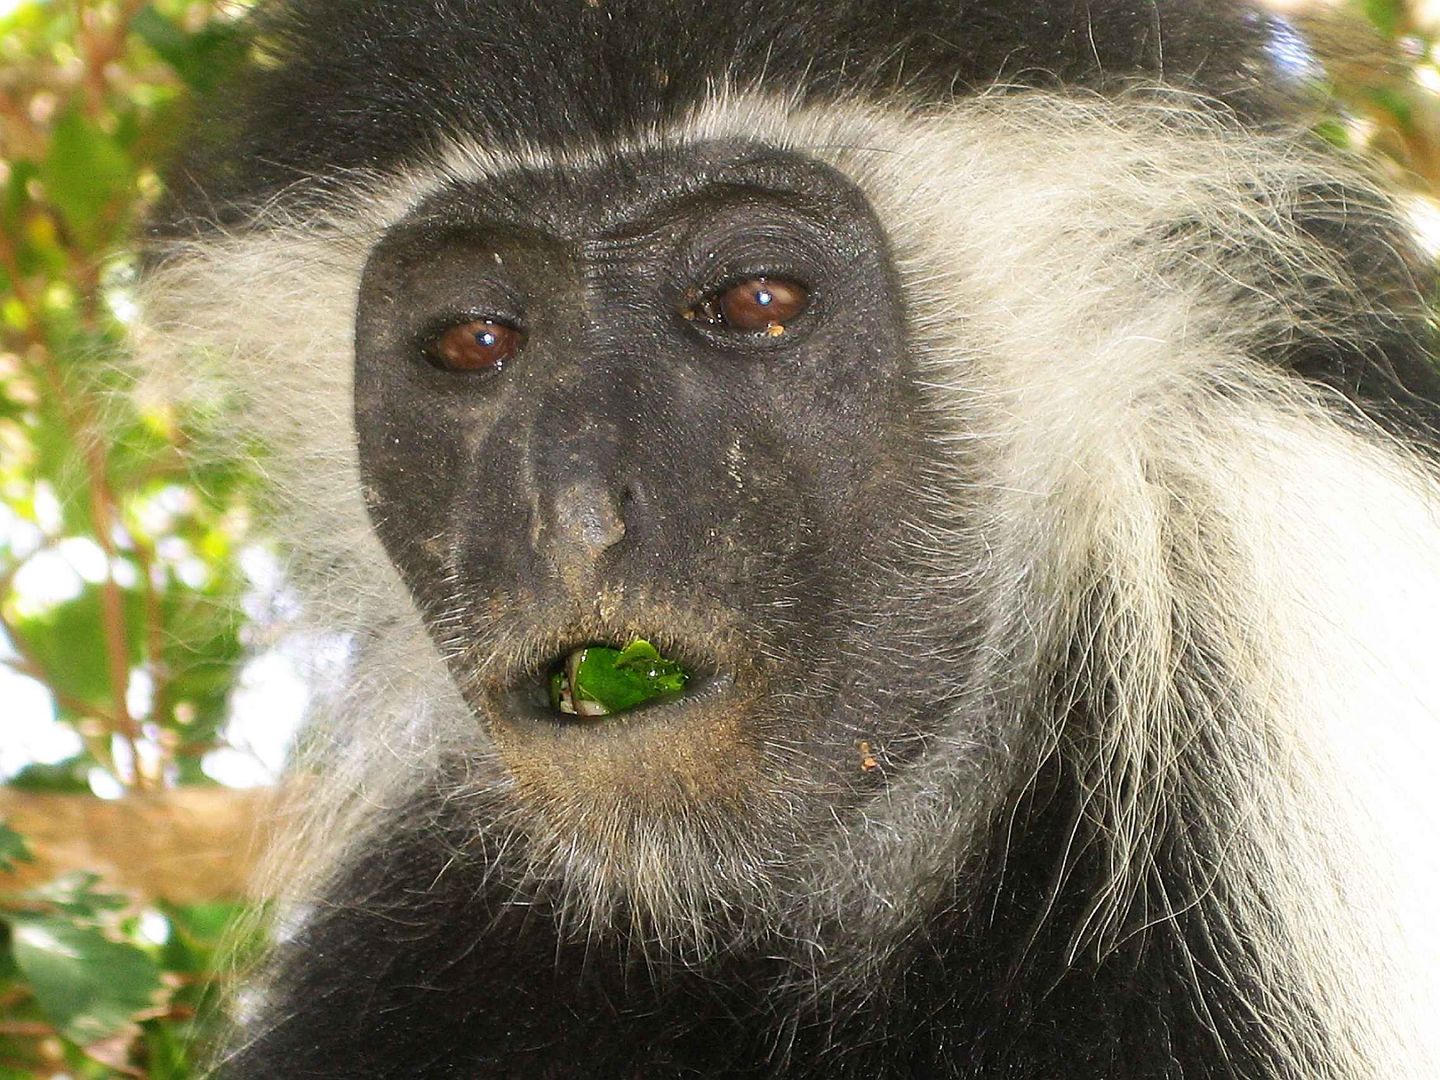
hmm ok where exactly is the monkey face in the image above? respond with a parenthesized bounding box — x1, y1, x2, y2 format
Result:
(352, 142, 962, 924)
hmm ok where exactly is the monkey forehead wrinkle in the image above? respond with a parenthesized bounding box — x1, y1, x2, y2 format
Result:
(401, 141, 880, 256)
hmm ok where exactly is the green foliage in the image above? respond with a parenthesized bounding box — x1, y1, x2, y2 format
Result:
(39, 113, 134, 252)
(1, 0, 259, 791)
(5, 759, 94, 795)
(131, 7, 248, 94)
(1, 0, 258, 1075)
(11, 907, 166, 1046)
(1304, 0, 1440, 213)
(1362, 0, 1402, 38)
(0, 825, 33, 874)
(0, 859, 250, 1079)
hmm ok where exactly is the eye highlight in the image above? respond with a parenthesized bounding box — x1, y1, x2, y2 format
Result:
(687, 276, 809, 335)
(429, 319, 524, 372)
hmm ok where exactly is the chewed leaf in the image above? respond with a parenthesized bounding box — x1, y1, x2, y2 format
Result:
(613, 639, 661, 667)
(563, 638, 690, 716)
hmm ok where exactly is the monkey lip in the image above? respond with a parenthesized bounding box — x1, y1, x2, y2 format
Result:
(488, 633, 738, 728)
(534, 662, 727, 721)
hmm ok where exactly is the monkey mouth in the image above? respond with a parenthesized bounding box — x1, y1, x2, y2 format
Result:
(532, 645, 727, 719)
(473, 620, 770, 809)
(542, 642, 684, 717)
(484, 627, 742, 728)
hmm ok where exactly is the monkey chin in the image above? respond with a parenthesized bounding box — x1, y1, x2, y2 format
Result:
(482, 666, 767, 812)
(450, 630, 799, 952)
(462, 609, 790, 857)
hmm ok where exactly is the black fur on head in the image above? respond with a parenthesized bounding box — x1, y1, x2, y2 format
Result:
(155, 0, 1285, 233)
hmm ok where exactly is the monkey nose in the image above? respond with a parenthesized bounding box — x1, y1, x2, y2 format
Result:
(542, 480, 627, 566)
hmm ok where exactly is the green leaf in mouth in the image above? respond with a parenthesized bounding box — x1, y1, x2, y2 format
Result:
(550, 638, 690, 716)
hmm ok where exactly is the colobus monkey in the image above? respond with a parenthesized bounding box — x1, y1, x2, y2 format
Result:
(141, 0, 1440, 1076)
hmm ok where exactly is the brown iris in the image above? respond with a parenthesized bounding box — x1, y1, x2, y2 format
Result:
(691, 276, 809, 333)
(431, 319, 524, 372)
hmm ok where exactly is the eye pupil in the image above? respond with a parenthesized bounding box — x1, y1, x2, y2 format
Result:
(432, 319, 523, 372)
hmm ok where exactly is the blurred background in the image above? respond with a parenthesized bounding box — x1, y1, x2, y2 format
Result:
(1, 0, 1438, 1076)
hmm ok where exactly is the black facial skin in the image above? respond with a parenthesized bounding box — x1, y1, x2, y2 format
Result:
(354, 143, 957, 892)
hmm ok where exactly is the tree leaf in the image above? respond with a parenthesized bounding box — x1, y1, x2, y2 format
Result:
(38, 111, 133, 249)
(1361, 0, 1399, 37)
(6, 757, 93, 794)
(21, 872, 129, 919)
(9, 585, 145, 708)
(159, 588, 242, 741)
(10, 915, 165, 1045)
(131, 6, 248, 94)
(568, 639, 689, 714)
(159, 900, 245, 975)
(141, 1019, 191, 1079)
(0, 821, 34, 873)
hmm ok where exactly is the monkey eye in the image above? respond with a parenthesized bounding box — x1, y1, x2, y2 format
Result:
(429, 319, 525, 373)
(687, 276, 809, 335)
